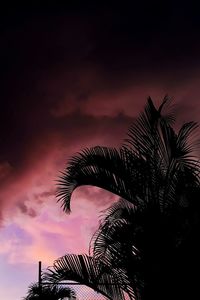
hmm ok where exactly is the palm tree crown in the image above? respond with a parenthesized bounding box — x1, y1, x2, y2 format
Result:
(46, 97, 200, 300)
(57, 97, 199, 214)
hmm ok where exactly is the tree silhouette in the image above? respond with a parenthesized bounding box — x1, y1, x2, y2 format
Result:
(22, 282, 76, 300)
(46, 97, 200, 299)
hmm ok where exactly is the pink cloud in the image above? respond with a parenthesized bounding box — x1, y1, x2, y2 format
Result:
(0, 186, 118, 268)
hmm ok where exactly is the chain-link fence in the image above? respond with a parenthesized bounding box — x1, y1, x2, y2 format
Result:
(55, 283, 130, 300)
(63, 283, 108, 299)
(40, 282, 128, 300)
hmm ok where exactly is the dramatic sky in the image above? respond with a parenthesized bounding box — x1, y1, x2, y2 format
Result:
(1, 2, 200, 299)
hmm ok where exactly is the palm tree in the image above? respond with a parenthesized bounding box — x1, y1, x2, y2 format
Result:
(46, 97, 200, 299)
(22, 282, 76, 300)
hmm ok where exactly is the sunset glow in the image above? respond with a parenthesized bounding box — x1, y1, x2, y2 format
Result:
(0, 3, 200, 299)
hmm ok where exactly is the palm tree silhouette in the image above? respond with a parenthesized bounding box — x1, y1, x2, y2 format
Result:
(46, 97, 200, 299)
(22, 282, 76, 300)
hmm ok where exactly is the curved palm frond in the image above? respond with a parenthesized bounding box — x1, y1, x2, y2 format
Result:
(44, 254, 129, 300)
(176, 121, 199, 161)
(57, 146, 149, 212)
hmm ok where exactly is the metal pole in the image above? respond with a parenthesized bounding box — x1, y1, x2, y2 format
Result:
(38, 261, 42, 299)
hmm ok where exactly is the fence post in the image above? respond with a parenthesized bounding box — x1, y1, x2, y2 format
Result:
(38, 261, 42, 299)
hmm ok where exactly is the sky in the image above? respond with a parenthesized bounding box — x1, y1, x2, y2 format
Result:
(1, 2, 200, 299)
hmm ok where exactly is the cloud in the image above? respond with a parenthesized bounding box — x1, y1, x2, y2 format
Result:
(17, 201, 37, 218)
(0, 185, 118, 267)
(1, 75, 200, 226)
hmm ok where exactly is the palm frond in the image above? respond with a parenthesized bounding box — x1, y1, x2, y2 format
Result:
(88, 198, 143, 298)
(57, 146, 148, 212)
(125, 97, 165, 155)
(44, 254, 127, 300)
(176, 121, 199, 160)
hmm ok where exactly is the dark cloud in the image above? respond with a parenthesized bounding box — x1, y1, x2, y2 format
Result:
(0, 2, 200, 221)
(17, 201, 37, 218)
(33, 190, 56, 205)
(0, 162, 12, 181)
(1, 3, 200, 92)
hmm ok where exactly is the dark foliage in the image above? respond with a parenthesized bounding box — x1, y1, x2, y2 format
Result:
(22, 282, 76, 300)
(46, 97, 200, 300)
